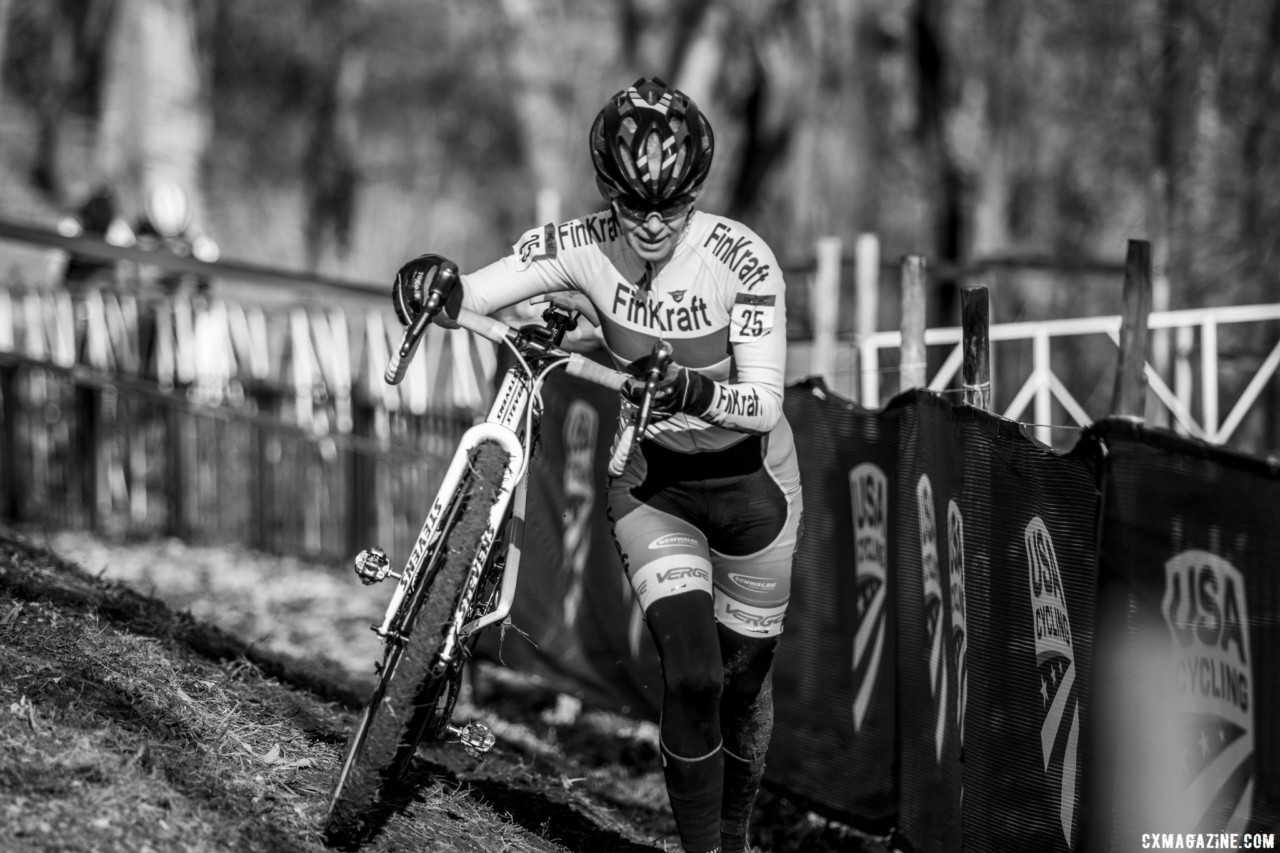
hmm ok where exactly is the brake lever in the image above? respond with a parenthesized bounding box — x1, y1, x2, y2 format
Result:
(386, 289, 444, 385)
(605, 338, 673, 479)
(635, 339, 674, 434)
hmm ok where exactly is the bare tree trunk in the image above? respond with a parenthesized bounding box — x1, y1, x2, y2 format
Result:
(1238, 0, 1280, 451)
(1153, 0, 1200, 311)
(99, 0, 211, 219)
(498, 0, 588, 215)
(913, 0, 966, 331)
(1240, 0, 1280, 250)
(969, 0, 1026, 261)
(303, 0, 366, 269)
(669, 0, 723, 108)
(31, 1, 78, 196)
(0, 0, 13, 96)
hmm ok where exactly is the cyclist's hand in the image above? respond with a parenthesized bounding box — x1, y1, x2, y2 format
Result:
(622, 357, 715, 417)
(392, 254, 461, 326)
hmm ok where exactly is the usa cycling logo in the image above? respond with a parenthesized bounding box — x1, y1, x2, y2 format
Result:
(917, 475, 948, 764)
(1026, 516, 1080, 846)
(649, 533, 699, 550)
(850, 463, 888, 732)
(1161, 549, 1254, 832)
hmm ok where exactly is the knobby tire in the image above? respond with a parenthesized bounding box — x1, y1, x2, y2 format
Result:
(324, 440, 510, 845)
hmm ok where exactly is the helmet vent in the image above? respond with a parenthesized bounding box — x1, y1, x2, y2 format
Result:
(642, 132, 664, 183)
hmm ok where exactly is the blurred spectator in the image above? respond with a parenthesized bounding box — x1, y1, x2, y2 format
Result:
(56, 181, 136, 292)
(132, 181, 220, 297)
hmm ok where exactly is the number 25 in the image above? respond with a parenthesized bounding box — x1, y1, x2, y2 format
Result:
(740, 309, 764, 336)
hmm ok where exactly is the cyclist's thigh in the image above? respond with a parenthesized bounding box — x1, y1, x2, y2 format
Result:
(711, 440, 803, 639)
(608, 482, 713, 612)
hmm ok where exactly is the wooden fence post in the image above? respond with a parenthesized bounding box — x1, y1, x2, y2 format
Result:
(900, 255, 928, 391)
(855, 233, 880, 406)
(349, 393, 377, 559)
(0, 363, 17, 520)
(250, 381, 281, 553)
(811, 237, 842, 390)
(1110, 239, 1152, 419)
(961, 286, 992, 410)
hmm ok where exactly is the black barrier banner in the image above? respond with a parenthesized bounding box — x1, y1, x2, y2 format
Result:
(767, 379, 898, 832)
(483, 371, 1279, 849)
(478, 350, 663, 719)
(954, 409, 1101, 853)
(1083, 420, 1280, 851)
(894, 391, 966, 853)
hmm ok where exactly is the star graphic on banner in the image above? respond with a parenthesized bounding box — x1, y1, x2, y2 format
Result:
(856, 578, 881, 617)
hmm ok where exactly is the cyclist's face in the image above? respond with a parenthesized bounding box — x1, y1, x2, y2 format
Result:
(613, 197, 694, 264)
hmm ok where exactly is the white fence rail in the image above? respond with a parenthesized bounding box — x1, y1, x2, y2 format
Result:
(803, 234, 1279, 454)
(855, 303, 1280, 448)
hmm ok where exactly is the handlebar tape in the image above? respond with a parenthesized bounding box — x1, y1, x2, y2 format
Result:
(566, 355, 626, 390)
(385, 308, 432, 385)
(608, 422, 637, 478)
(455, 307, 510, 343)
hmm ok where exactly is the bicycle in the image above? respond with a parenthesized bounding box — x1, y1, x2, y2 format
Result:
(323, 293, 671, 843)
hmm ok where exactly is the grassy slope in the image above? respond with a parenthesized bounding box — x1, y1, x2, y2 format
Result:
(0, 530, 681, 853)
(0, 525, 879, 852)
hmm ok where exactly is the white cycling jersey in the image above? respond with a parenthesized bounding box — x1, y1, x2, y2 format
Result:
(461, 208, 791, 455)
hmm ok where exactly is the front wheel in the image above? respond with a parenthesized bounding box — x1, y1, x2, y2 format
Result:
(324, 440, 511, 844)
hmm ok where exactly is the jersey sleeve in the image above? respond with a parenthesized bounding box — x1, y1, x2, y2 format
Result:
(456, 223, 580, 316)
(697, 250, 788, 435)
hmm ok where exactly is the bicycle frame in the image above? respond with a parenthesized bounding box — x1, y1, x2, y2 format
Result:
(374, 364, 534, 654)
(325, 301, 666, 841)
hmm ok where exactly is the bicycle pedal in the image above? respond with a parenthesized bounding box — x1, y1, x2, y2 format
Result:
(448, 722, 496, 759)
(353, 546, 396, 585)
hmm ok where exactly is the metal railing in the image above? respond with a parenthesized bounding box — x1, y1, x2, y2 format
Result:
(858, 303, 1280, 450)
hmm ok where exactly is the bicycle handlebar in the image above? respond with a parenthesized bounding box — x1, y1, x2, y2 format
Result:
(386, 303, 671, 477)
(386, 304, 628, 393)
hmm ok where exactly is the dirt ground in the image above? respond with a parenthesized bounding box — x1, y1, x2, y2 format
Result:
(0, 522, 885, 853)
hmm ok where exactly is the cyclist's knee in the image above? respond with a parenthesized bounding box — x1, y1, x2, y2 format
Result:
(647, 592, 724, 698)
(720, 626, 778, 689)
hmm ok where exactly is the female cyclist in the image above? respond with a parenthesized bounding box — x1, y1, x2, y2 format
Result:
(392, 77, 802, 853)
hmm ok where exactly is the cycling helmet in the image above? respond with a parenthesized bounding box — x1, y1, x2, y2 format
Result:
(589, 77, 714, 205)
(145, 181, 193, 238)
